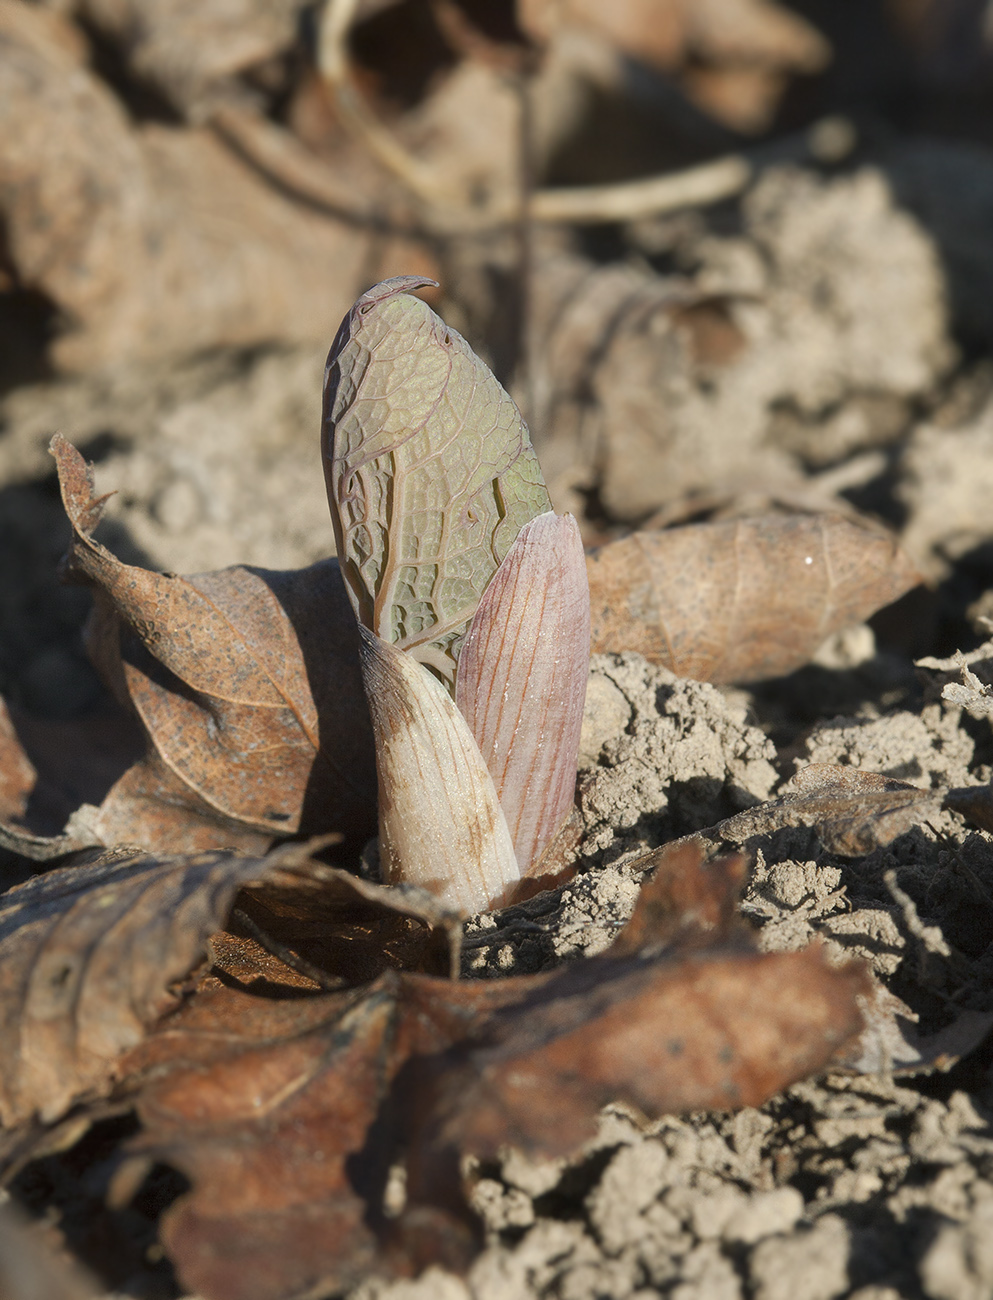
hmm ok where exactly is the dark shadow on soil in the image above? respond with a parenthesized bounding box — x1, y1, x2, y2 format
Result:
(10, 1113, 188, 1300)
(0, 289, 58, 397)
(0, 442, 154, 720)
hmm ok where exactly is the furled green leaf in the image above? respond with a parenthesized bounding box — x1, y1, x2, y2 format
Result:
(321, 277, 551, 693)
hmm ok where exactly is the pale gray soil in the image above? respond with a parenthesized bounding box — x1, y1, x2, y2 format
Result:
(428, 652, 993, 1300)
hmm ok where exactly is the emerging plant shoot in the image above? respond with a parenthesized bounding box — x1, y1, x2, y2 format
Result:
(323, 278, 590, 911)
(322, 276, 552, 695)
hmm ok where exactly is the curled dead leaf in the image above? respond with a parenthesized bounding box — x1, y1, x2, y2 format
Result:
(0, 842, 461, 1134)
(2, 437, 377, 858)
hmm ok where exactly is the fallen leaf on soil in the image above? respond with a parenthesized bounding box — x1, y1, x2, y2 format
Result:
(608, 838, 750, 955)
(0, 842, 461, 1132)
(685, 764, 943, 857)
(116, 842, 866, 1300)
(587, 516, 922, 683)
(0, 437, 378, 859)
(0, 849, 262, 1128)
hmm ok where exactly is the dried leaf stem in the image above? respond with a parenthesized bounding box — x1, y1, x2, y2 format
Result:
(528, 118, 854, 224)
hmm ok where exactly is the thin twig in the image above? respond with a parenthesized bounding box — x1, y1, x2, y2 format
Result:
(220, 4, 857, 243)
(231, 905, 345, 992)
(884, 869, 953, 958)
(528, 115, 855, 225)
(530, 154, 752, 224)
(883, 867, 972, 992)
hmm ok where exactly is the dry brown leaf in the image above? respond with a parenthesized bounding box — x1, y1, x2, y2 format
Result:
(0, 700, 36, 826)
(417, 947, 864, 1197)
(75, 0, 302, 117)
(0, 842, 460, 1133)
(608, 838, 750, 955)
(116, 842, 866, 1300)
(122, 976, 517, 1300)
(587, 516, 922, 683)
(0, 850, 263, 1128)
(0, 437, 377, 859)
(683, 763, 943, 858)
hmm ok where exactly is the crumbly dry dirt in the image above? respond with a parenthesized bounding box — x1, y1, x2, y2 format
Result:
(444, 649, 993, 1300)
(4, 151, 993, 1300)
